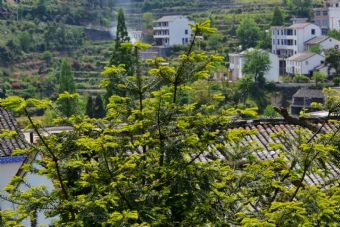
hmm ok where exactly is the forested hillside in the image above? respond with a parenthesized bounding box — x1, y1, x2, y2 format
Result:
(0, 0, 326, 124)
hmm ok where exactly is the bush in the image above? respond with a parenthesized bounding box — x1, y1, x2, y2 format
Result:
(294, 74, 310, 83)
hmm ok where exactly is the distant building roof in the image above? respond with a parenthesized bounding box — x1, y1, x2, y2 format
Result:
(287, 52, 319, 62)
(0, 107, 27, 157)
(293, 88, 324, 99)
(305, 36, 332, 45)
(289, 23, 314, 29)
(155, 15, 184, 22)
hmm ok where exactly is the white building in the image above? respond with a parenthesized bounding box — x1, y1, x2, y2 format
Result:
(329, 1, 340, 31)
(229, 49, 280, 82)
(153, 15, 192, 47)
(272, 23, 321, 58)
(314, 1, 340, 32)
(305, 35, 340, 51)
(286, 52, 325, 75)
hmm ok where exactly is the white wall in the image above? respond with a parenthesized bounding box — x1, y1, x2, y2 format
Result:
(286, 54, 325, 75)
(319, 38, 340, 49)
(271, 24, 321, 57)
(266, 53, 280, 82)
(169, 17, 192, 46)
(0, 156, 54, 227)
(297, 24, 321, 52)
(329, 6, 340, 31)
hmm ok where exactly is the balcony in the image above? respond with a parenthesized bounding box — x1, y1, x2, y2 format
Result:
(154, 34, 170, 38)
(153, 26, 169, 30)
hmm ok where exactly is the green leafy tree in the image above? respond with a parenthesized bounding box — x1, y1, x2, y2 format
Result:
(107, 8, 134, 100)
(288, 0, 313, 18)
(328, 29, 340, 40)
(4, 21, 340, 227)
(93, 95, 105, 118)
(312, 71, 326, 87)
(325, 48, 340, 76)
(236, 16, 260, 49)
(142, 12, 155, 30)
(243, 49, 271, 84)
(309, 44, 321, 54)
(58, 59, 77, 117)
(272, 7, 284, 26)
(18, 31, 33, 52)
(85, 96, 94, 118)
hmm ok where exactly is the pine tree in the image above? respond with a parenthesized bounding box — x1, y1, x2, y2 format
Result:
(58, 59, 77, 117)
(106, 8, 134, 101)
(272, 7, 284, 26)
(93, 95, 105, 118)
(85, 96, 94, 118)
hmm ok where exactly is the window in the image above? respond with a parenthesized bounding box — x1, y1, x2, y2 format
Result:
(294, 30, 296, 35)
(305, 61, 309, 65)
(311, 29, 315, 35)
(315, 10, 321, 16)
(323, 10, 328, 16)
(185, 29, 188, 35)
(185, 38, 188, 43)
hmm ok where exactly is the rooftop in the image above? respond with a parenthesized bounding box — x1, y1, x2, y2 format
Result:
(0, 107, 27, 157)
(154, 15, 184, 23)
(289, 23, 314, 29)
(208, 118, 340, 185)
(286, 52, 319, 62)
(293, 88, 324, 99)
(305, 36, 332, 45)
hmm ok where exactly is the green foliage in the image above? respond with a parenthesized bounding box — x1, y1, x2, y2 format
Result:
(312, 71, 326, 87)
(93, 94, 105, 118)
(325, 48, 340, 76)
(263, 105, 279, 118)
(294, 74, 310, 83)
(309, 44, 321, 54)
(85, 95, 94, 118)
(142, 12, 155, 30)
(107, 8, 134, 100)
(272, 7, 284, 26)
(236, 16, 260, 49)
(58, 59, 77, 117)
(4, 14, 340, 227)
(328, 29, 340, 40)
(42, 50, 53, 64)
(287, 0, 313, 18)
(17, 31, 33, 52)
(243, 49, 271, 84)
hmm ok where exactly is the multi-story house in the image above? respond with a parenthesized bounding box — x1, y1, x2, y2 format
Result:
(314, 0, 340, 33)
(153, 15, 192, 47)
(272, 23, 321, 58)
(271, 23, 321, 74)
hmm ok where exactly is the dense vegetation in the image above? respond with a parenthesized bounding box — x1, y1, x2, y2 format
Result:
(2, 20, 340, 227)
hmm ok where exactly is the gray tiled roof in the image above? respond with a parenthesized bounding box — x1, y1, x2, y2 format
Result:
(305, 36, 331, 45)
(289, 23, 313, 29)
(293, 88, 324, 99)
(286, 52, 318, 62)
(0, 107, 27, 157)
(155, 15, 183, 22)
(203, 119, 340, 186)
